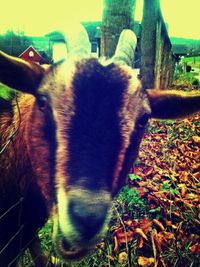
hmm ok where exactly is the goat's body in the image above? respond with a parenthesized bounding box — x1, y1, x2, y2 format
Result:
(0, 95, 47, 266)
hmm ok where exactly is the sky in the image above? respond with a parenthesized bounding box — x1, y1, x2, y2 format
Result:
(0, 0, 199, 39)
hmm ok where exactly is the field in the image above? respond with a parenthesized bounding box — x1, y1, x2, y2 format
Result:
(182, 56, 200, 69)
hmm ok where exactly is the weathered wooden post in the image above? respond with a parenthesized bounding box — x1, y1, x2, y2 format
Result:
(140, 0, 160, 89)
(141, 0, 175, 89)
(101, 0, 136, 58)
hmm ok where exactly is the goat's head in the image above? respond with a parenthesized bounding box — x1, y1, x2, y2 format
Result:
(0, 25, 200, 261)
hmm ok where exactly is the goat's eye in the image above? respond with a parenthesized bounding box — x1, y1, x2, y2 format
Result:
(137, 113, 149, 127)
(37, 95, 49, 111)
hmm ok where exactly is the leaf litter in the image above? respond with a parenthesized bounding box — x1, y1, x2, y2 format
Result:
(111, 112, 200, 266)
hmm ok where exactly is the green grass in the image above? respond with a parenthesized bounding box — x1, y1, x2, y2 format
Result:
(182, 55, 200, 68)
(173, 71, 200, 90)
(0, 83, 15, 100)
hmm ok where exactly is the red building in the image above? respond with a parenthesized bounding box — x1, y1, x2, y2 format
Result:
(19, 46, 43, 64)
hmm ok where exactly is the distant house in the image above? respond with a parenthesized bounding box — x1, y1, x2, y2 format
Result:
(19, 46, 50, 64)
(45, 31, 67, 63)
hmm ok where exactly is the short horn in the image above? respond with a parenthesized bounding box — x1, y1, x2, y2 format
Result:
(64, 23, 91, 57)
(52, 24, 91, 62)
(113, 29, 137, 67)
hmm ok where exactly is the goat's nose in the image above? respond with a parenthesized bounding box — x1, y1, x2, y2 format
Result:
(68, 189, 110, 238)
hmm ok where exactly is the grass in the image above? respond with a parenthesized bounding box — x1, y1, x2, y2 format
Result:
(175, 56, 200, 89)
(0, 83, 15, 100)
(173, 71, 200, 90)
(182, 55, 200, 68)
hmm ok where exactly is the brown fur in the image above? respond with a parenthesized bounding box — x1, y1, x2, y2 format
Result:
(0, 94, 49, 266)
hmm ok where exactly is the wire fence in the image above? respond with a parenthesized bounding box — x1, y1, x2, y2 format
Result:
(0, 93, 23, 266)
(0, 94, 49, 266)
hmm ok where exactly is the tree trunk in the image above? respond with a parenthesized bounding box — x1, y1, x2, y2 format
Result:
(101, 0, 136, 58)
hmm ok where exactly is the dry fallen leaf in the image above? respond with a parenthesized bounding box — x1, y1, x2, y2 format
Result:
(135, 228, 148, 241)
(192, 135, 200, 145)
(152, 219, 165, 231)
(154, 232, 169, 252)
(158, 255, 167, 267)
(177, 183, 187, 197)
(138, 236, 144, 248)
(140, 217, 152, 234)
(124, 219, 133, 227)
(190, 243, 200, 253)
(113, 235, 118, 253)
(138, 256, 154, 266)
(115, 228, 134, 244)
(118, 251, 128, 264)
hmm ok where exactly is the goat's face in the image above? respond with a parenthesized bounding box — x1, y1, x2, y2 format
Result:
(30, 56, 150, 259)
(19, 27, 149, 259)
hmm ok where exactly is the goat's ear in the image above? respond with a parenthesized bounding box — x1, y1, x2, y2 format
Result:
(0, 51, 46, 95)
(147, 89, 200, 119)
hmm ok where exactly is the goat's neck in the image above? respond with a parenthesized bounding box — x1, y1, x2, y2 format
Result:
(0, 94, 34, 192)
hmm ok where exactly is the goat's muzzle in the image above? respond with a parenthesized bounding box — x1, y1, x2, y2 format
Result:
(53, 187, 111, 260)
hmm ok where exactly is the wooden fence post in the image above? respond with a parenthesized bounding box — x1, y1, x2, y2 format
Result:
(141, 0, 175, 89)
(140, 0, 159, 89)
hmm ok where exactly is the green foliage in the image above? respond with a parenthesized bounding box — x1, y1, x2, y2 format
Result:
(128, 173, 142, 182)
(0, 83, 15, 101)
(173, 71, 200, 90)
(192, 78, 200, 88)
(38, 220, 54, 252)
(0, 30, 33, 56)
(160, 182, 179, 196)
(118, 185, 147, 212)
(148, 207, 161, 213)
(182, 55, 200, 68)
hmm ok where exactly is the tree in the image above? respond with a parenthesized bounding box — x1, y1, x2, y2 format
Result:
(0, 30, 33, 56)
(101, 0, 136, 58)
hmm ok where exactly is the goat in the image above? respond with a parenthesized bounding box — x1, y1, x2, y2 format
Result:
(0, 25, 200, 266)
